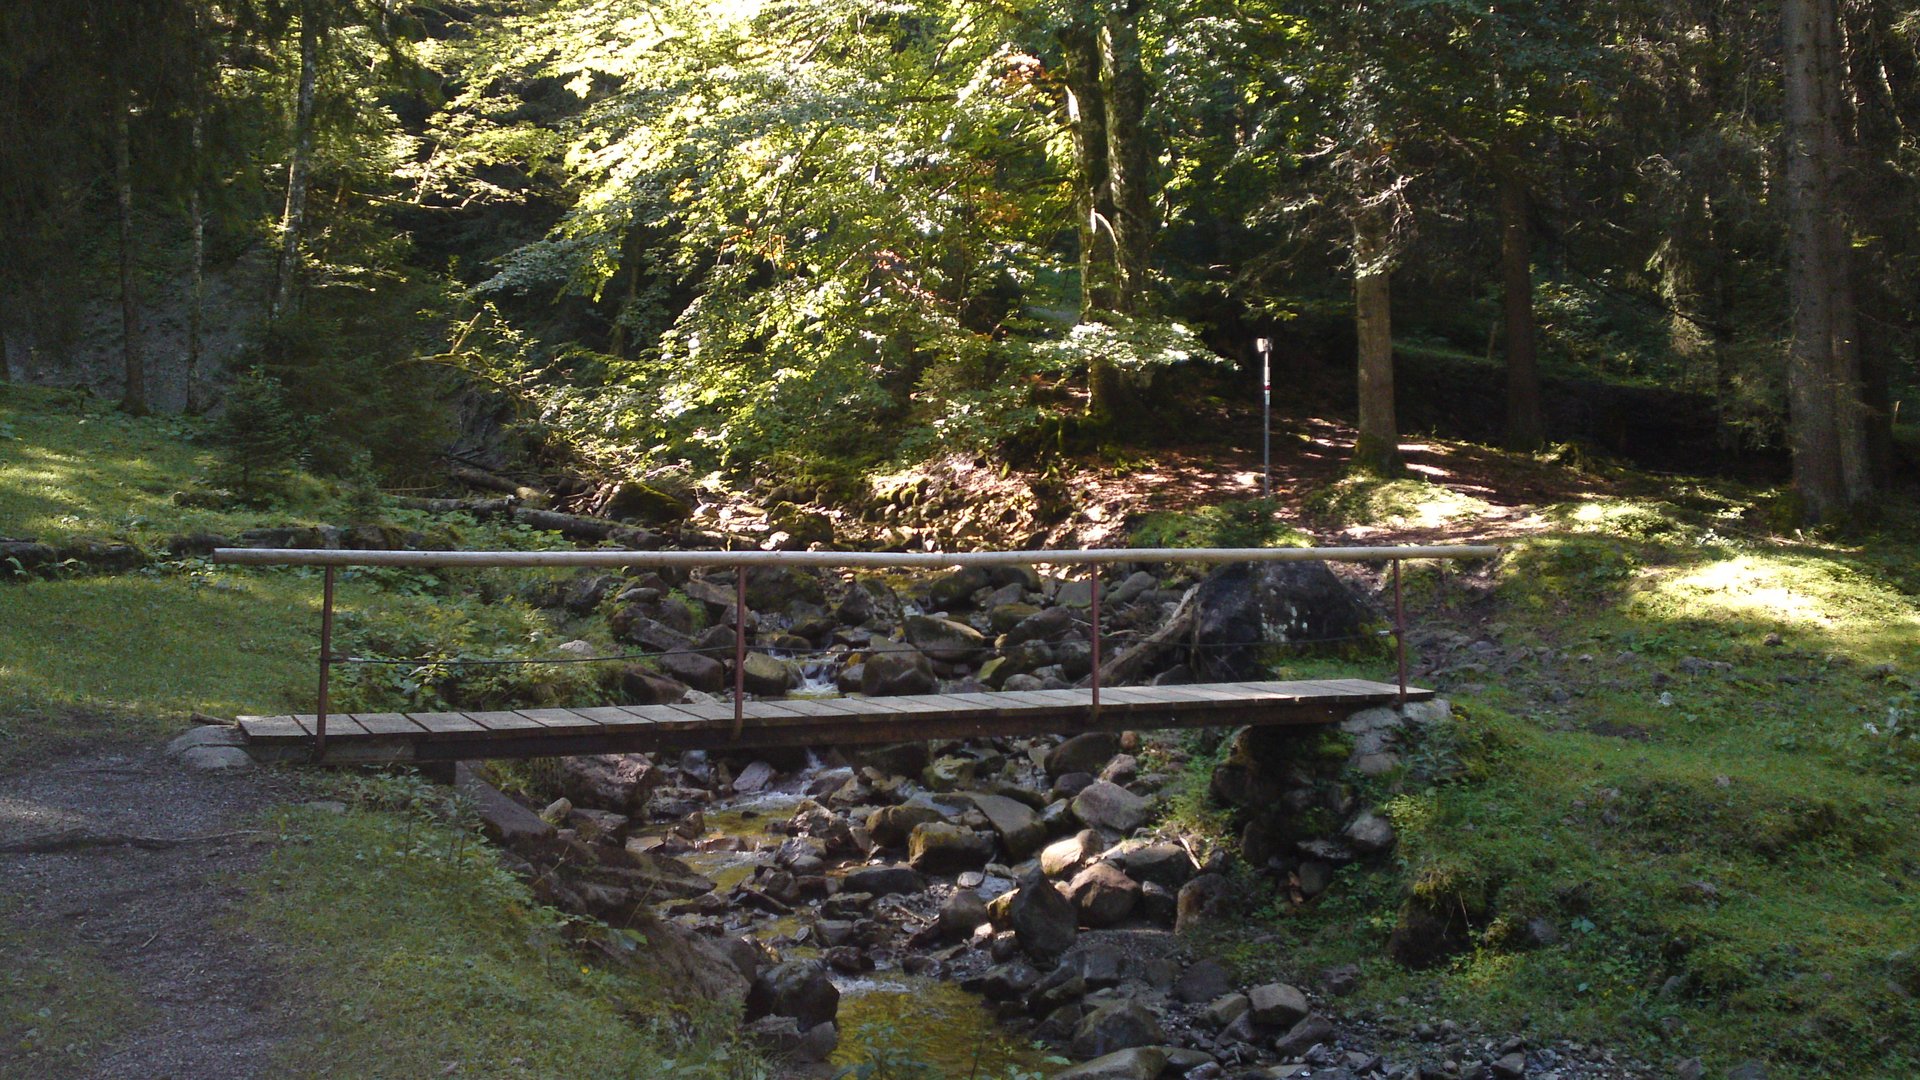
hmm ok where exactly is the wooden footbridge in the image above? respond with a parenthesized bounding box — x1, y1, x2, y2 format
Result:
(213, 545, 1494, 766)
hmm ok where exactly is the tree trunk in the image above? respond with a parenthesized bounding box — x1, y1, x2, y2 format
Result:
(1352, 214, 1399, 475)
(1099, 4, 1151, 313)
(1499, 174, 1544, 452)
(1814, 0, 1873, 506)
(1783, 0, 1844, 521)
(274, 3, 320, 321)
(115, 92, 148, 417)
(1061, 25, 1114, 319)
(187, 108, 206, 413)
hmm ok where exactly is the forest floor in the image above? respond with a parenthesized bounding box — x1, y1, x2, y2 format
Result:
(2, 381, 1918, 1077)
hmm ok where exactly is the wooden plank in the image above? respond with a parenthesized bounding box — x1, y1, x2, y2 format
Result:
(349, 713, 429, 737)
(293, 714, 369, 738)
(238, 716, 307, 740)
(460, 710, 553, 734)
(513, 708, 599, 729)
(409, 712, 486, 734)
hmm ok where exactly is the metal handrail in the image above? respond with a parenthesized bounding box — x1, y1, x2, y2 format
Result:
(212, 544, 1499, 759)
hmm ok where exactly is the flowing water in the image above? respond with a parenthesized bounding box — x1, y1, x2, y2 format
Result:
(644, 780, 1054, 1075)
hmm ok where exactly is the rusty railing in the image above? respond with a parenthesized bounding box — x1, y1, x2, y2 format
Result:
(212, 544, 1499, 759)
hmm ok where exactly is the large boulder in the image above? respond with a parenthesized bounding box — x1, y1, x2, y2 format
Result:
(1071, 781, 1152, 834)
(655, 649, 726, 692)
(617, 847, 717, 900)
(963, 793, 1046, 860)
(866, 804, 949, 847)
(1003, 605, 1076, 648)
(1070, 1000, 1165, 1059)
(1054, 1048, 1169, 1080)
(1041, 830, 1103, 878)
(926, 566, 995, 610)
(842, 864, 927, 897)
(862, 643, 938, 696)
(1066, 863, 1141, 927)
(560, 754, 663, 812)
(1046, 732, 1121, 778)
(904, 614, 989, 663)
(907, 822, 996, 874)
(745, 959, 840, 1030)
(1010, 872, 1078, 961)
(1247, 982, 1310, 1029)
(1175, 873, 1234, 935)
(732, 652, 796, 696)
(1190, 561, 1377, 680)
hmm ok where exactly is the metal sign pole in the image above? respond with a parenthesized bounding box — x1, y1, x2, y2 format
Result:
(1256, 337, 1273, 499)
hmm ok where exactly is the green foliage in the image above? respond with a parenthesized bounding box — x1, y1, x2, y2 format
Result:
(210, 367, 307, 500)
(1129, 497, 1312, 550)
(251, 798, 770, 1078)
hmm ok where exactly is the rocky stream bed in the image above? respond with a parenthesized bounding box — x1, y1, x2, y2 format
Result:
(368, 556, 1691, 1080)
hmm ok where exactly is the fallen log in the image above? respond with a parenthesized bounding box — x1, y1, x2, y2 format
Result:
(512, 507, 664, 550)
(1083, 582, 1201, 688)
(394, 496, 514, 516)
(448, 463, 550, 507)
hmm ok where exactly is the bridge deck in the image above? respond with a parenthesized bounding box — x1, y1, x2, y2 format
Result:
(235, 679, 1428, 764)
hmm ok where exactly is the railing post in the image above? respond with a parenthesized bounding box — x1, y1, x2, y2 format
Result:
(316, 565, 334, 761)
(1089, 570, 1101, 722)
(1393, 558, 1407, 706)
(733, 568, 747, 740)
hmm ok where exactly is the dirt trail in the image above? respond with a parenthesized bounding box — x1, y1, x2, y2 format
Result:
(0, 743, 305, 1079)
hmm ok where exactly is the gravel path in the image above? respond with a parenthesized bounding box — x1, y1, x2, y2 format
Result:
(0, 742, 305, 1079)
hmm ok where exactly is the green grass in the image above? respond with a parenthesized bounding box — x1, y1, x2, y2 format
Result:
(1128, 497, 1313, 549)
(249, 791, 769, 1079)
(1216, 486, 1920, 1077)
(0, 910, 144, 1079)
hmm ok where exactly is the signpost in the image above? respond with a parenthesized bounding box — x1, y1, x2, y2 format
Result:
(1256, 336, 1272, 498)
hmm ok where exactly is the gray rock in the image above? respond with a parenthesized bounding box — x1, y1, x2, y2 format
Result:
(862, 642, 938, 696)
(1004, 605, 1076, 647)
(965, 792, 1047, 860)
(561, 754, 663, 812)
(1272, 1014, 1335, 1057)
(1053, 1047, 1170, 1080)
(1042, 830, 1103, 877)
(1191, 561, 1376, 680)
(1070, 1000, 1165, 1059)
(732, 651, 795, 695)
(1176, 873, 1233, 934)
(744, 959, 840, 1029)
(1067, 862, 1141, 927)
(904, 613, 989, 663)
(1201, 992, 1249, 1029)
(867, 804, 949, 847)
(1115, 841, 1195, 890)
(1175, 959, 1234, 1004)
(1072, 781, 1151, 834)
(1109, 571, 1158, 606)
(733, 760, 776, 793)
(795, 1020, 838, 1063)
(1010, 872, 1078, 961)
(937, 889, 991, 940)
(1727, 1064, 1769, 1080)
(842, 864, 927, 897)
(973, 961, 1041, 1002)
(1490, 1051, 1527, 1078)
(1047, 731, 1121, 777)
(656, 648, 726, 692)
(1003, 673, 1048, 692)
(1247, 983, 1309, 1029)
(180, 746, 254, 771)
(908, 822, 995, 874)
(166, 725, 244, 757)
